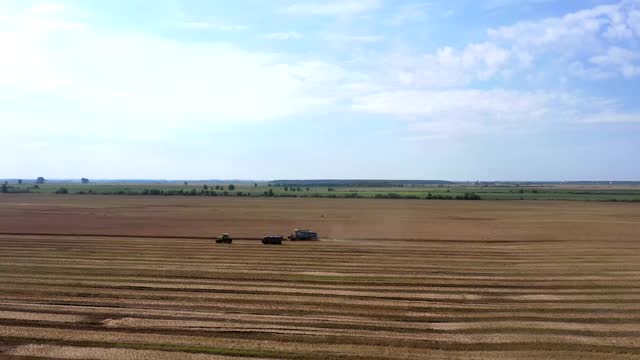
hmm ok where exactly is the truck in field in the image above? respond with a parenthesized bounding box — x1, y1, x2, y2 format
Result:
(288, 229, 318, 241)
(262, 235, 284, 245)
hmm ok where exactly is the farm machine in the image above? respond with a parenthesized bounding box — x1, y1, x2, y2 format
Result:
(214, 229, 318, 245)
(262, 235, 284, 245)
(288, 229, 319, 241)
(215, 233, 233, 244)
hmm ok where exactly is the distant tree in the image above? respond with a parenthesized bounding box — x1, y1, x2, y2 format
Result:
(184, 181, 188, 186)
(228, 184, 235, 191)
(55, 187, 68, 194)
(306, 187, 310, 191)
(18, 179, 23, 185)
(1, 183, 8, 193)
(268, 188, 274, 196)
(463, 192, 481, 200)
(81, 178, 89, 184)
(33, 185, 40, 190)
(36, 177, 45, 184)
(254, 183, 258, 188)
(203, 184, 208, 190)
(284, 186, 289, 191)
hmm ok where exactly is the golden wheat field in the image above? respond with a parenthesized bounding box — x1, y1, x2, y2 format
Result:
(0, 194, 640, 359)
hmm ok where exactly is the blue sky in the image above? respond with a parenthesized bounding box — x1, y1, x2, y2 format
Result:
(1, 0, 639, 180)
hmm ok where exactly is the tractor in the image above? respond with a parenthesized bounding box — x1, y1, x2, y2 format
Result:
(262, 235, 283, 245)
(288, 229, 318, 241)
(215, 233, 233, 244)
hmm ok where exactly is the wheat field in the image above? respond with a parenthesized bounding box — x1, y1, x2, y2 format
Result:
(0, 195, 639, 359)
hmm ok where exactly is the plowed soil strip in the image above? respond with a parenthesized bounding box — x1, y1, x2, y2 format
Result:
(5, 344, 275, 360)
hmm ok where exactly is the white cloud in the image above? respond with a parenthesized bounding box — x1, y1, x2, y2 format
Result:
(263, 32, 303, 40)
(486, 0, 640, 76)
(583, 112, 640, 123)
(0, 5, 352, 139)
(487, 3, 616, 46)
(323, 33, 383, 43)
(351, 89, 628, 137)
(482, 0, 553, 11)
(179, 21, 247, 32)
(352, 89, 553, 132)
(387, 3, 429, 26)
(29, 2, 65, 14)
(630, 8, 640, 36)
(1, 0, 638, 146)
(590, 46, 640, 77)
(387, 0, 640, 88)
(0, 3, 85, 92)
(568, 61, 616, 80)
(0, 2, 86, 31)
(387, 42, 510, 88)
(283, 0, 381, 17)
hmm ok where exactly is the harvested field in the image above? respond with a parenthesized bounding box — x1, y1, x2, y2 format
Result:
(0, 195, 639, 359)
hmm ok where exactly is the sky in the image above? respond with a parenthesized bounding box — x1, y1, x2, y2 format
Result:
(1, 0, 639, 181)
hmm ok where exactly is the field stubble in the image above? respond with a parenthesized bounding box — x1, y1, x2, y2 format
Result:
(0, 195, 639, 359)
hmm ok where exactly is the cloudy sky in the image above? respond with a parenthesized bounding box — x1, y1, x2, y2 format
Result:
(1, 0, 639, 180)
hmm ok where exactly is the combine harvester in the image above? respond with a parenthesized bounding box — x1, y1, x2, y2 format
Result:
(288, 229, 319, 241)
